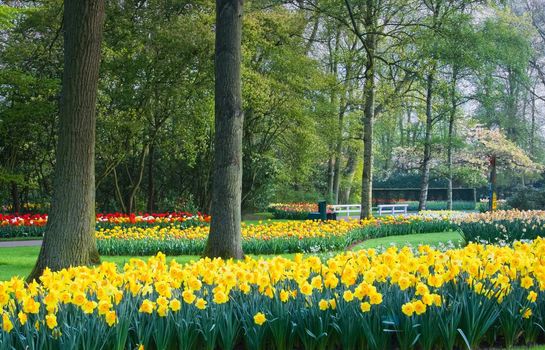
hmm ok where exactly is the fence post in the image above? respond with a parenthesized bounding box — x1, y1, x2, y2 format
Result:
(318, 200, 327, 220)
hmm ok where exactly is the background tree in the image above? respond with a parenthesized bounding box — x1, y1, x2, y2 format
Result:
(1, 0, 545, 216)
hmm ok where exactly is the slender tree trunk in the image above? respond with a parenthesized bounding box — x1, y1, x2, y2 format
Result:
(341, 146, 358, 203)
(113, 167, 127, 213)
(327, 28, 340, 203)
(360, 33, 375, 219)
(333, 147, 342, 205)
(10, 181, 21, 213)
(332, 97, 347, 204)
(399, 108, 405, 147)
(447, 68, 458, 211)
(204, 0, 244, 259)
(327, 154, 335, 200)
(28, 0, 105, 281)
(406, 105, 412, 146)
(146, 143, 155, 213)
(419, 71, 434, 211)
(304, 14, 320, 53)
(506, 68, 518, 139)
(530, 90, 536, 156)
(127, 144, 149, 213)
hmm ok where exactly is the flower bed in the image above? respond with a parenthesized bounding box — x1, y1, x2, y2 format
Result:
(0, 212, 210, 239)
(2, 241, 545, 349)
(456, 210, 545, 244)
(267, 203, 324, 220)
(96, 216, 453, 256)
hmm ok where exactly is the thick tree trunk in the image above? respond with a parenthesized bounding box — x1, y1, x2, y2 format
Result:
(204, 0, 244, 259)
(28, 0, 105, 281)
(418, 72, 434, 211)
(447, 69, 457, 211)
(10, 181, 21, 213)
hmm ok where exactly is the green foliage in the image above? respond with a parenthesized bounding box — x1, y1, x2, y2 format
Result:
(1, 0, 544, 214)
(0, 5, 18, 29)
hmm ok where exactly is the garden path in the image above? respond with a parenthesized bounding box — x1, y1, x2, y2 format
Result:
(0, 240, 42, 247)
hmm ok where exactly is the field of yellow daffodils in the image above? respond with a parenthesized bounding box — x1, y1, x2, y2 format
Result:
(96, 216, 453, 255)
(2, 240, 545, 349)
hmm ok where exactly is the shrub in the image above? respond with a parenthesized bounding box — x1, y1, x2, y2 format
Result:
(397, 201, 476, 212)
(508, 186, 545, 210)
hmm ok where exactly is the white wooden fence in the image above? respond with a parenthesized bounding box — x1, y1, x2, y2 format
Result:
(330, 204, 362, 220)
(331, 203, 409, 219)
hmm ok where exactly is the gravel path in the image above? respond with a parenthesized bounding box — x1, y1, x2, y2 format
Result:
(0, 240, 42, 248)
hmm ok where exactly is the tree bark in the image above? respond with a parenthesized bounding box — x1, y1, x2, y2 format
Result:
(126, 143, 149, 213)
(418, 71, 434, 211)
(333, 89, 348, 204)
(505, 68, 519, 140)
(204, 0, 244, 259)
(340, 146, 358, 203)
(28, 0, 105, 281)
(113, 167, 127, 213)
(447, 68, 458, 210)
(146, 143, 155, 213)
(530, 87, 536, 156)
(360, 35, 375, 219)
(10, 181, 21, 213)
(327, 154, 335, 200)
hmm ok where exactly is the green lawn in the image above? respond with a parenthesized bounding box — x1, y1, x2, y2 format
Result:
(351, 231, 464, 250)
(0, 246, 200, 281)
(0, 246, 298, 281)
(0, 231, 463, 281)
